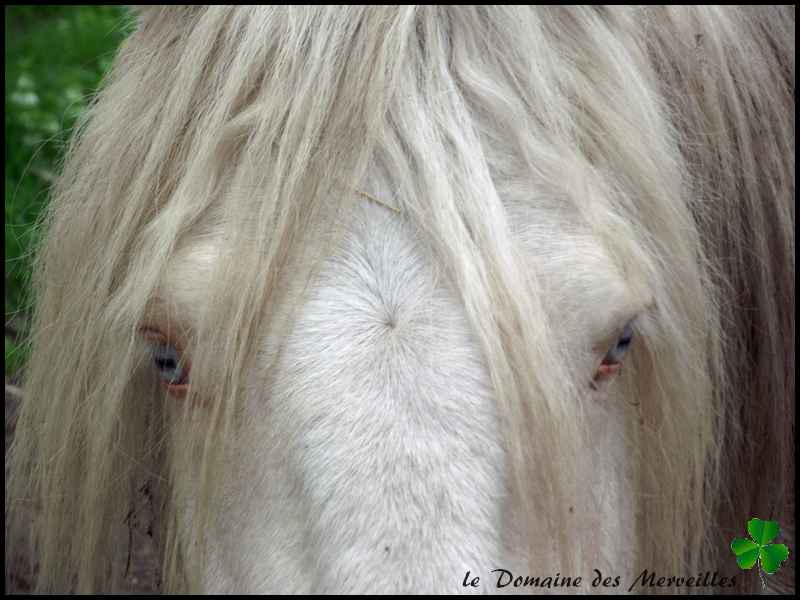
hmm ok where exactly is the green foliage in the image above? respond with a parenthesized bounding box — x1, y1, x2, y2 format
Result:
(731, 518, 790, 575)
(5, 335, 26, 376)
(5, 5, 134, 377)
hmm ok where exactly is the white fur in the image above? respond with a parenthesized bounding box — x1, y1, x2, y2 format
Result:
(6, 6, 793, 594)
(161, 187, 641, 593)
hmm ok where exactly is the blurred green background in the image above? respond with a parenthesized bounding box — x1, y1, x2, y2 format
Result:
(5, 5, 133, 380)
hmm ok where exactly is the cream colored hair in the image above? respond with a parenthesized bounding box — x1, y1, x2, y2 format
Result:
(6, 6, 794, 593)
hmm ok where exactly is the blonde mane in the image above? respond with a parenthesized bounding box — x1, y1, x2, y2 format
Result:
(6, 6, 794, 593)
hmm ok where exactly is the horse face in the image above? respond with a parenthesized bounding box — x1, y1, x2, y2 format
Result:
(150, 183, 646, 593)
(7, 6, 792, 594)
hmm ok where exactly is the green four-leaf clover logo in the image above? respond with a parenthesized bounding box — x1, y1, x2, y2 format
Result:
(731, 518, 789, 574)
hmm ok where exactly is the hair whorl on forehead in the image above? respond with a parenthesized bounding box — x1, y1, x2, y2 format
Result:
(5, 5, 794, 593)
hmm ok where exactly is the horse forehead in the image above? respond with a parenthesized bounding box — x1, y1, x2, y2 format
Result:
(160, 193, 641, 343)
(268, 201, 499, 436)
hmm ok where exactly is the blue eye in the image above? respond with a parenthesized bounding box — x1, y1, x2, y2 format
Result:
(603, 322, 634, 365)
(140, 327, 192, 396)
(150, 343, 187, 385)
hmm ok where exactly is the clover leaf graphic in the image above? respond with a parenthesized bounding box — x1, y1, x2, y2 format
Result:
(730, 518, 789, 575)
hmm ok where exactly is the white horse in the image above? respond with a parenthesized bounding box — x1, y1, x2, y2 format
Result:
(6, 6, 794, 594)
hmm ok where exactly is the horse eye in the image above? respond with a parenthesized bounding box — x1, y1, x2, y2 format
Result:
(150, 342, 188, 385)
(592, 322, 635, 386)
(140, 328, 191, 393)
(602, 322, 634, 365)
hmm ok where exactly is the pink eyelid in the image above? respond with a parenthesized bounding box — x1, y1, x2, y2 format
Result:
(594, 362, 622, 380)
(589, 362, 622, 391)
